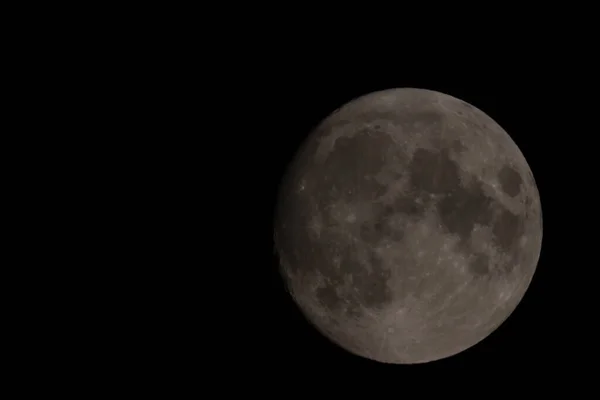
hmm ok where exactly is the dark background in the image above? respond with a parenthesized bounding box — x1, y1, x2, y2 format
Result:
(236, 64, 590, 383)
(78, 24, 596, 391)
(72, 15, 595, 391)
(10, 9, 596, 392)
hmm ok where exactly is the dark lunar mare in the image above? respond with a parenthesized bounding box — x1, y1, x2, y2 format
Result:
(406, 147, 526, 277)
(497, 165, 523, 197)
(274, 126, 400, 317)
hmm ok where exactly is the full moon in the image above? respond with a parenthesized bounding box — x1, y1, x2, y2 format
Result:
(273, 88, 543, 364)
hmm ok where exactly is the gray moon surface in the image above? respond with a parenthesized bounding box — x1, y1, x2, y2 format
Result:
(273, 88, 543, 364)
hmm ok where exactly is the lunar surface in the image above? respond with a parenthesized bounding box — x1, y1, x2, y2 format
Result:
(273, 88, 543, 364)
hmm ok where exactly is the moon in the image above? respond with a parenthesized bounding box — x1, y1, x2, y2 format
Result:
(273, 88, 543, 364)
